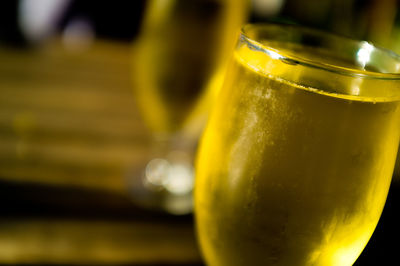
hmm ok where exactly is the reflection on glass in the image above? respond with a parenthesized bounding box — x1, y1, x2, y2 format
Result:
(195, 24, 400, 265)
(130, 0, 248, 214)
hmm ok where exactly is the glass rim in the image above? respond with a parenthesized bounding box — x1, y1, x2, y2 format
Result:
(241, 23, 400, 80)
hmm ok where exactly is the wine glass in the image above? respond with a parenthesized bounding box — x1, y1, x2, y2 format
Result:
(195, 23, 400, 265)
(129, 0, 248, 214)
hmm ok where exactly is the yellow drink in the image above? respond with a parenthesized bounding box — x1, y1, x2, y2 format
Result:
(133, 0, 247, 134)
(195, 26, 400, 266)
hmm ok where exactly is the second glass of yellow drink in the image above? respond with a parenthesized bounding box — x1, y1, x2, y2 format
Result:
(130, 0, 248, 214)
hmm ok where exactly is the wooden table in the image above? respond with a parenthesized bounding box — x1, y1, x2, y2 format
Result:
(0, 39, 398, 265)
(0, 40, 202, 265)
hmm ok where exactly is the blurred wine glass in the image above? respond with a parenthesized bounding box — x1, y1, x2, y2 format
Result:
(129, 0, 248, 214)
